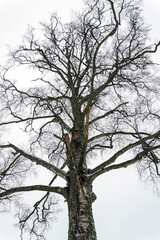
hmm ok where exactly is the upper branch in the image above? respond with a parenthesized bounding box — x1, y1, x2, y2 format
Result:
(89, 102, 129, 125)
(89, 144, 160, 181)
(89, 130, 160, 177)
(89, 0, 120, 94)
(0, 115, 54, 126)
(88, 131, 149, 143)
(89, 149, 147, 180)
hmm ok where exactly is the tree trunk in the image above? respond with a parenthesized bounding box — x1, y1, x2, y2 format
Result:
(67, 176, 97, 240)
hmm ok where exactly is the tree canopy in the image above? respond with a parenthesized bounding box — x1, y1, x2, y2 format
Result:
(0, 0, 160, 239)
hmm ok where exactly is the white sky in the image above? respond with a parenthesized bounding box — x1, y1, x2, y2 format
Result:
(0, 1, 160, 240)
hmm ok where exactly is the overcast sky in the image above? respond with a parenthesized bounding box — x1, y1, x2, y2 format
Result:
(0, 1, 160, 240)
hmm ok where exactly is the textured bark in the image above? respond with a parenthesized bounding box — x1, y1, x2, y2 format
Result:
(67, 176, 97, 240)
(65, 113, 97, 240)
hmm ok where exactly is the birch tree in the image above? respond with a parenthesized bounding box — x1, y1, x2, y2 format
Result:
(0, 0, 160, 239)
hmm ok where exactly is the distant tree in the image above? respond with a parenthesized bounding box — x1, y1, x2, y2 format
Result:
(0, 0, 160, 239)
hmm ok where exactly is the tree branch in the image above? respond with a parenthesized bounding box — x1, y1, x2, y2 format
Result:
(88, 131, 149, 143)
(89, 130, 160, 176)
(89, 145, 160, 181)
(89, 150, 144, 181)
(55, 99, 74, 123)
(0, 144, 67, 180)
(0, 185, 65, 199)
(0, 115, 54, 126)
(89, 102, 129, 125)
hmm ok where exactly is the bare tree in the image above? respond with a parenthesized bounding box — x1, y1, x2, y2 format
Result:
(0, 0, 160, 239)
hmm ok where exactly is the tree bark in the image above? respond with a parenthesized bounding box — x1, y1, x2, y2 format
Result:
(66, 176, 97, 240)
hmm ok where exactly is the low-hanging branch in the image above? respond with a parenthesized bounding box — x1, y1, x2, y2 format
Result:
(0, 144, 67, 180)
(0, 185, 65, 199)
